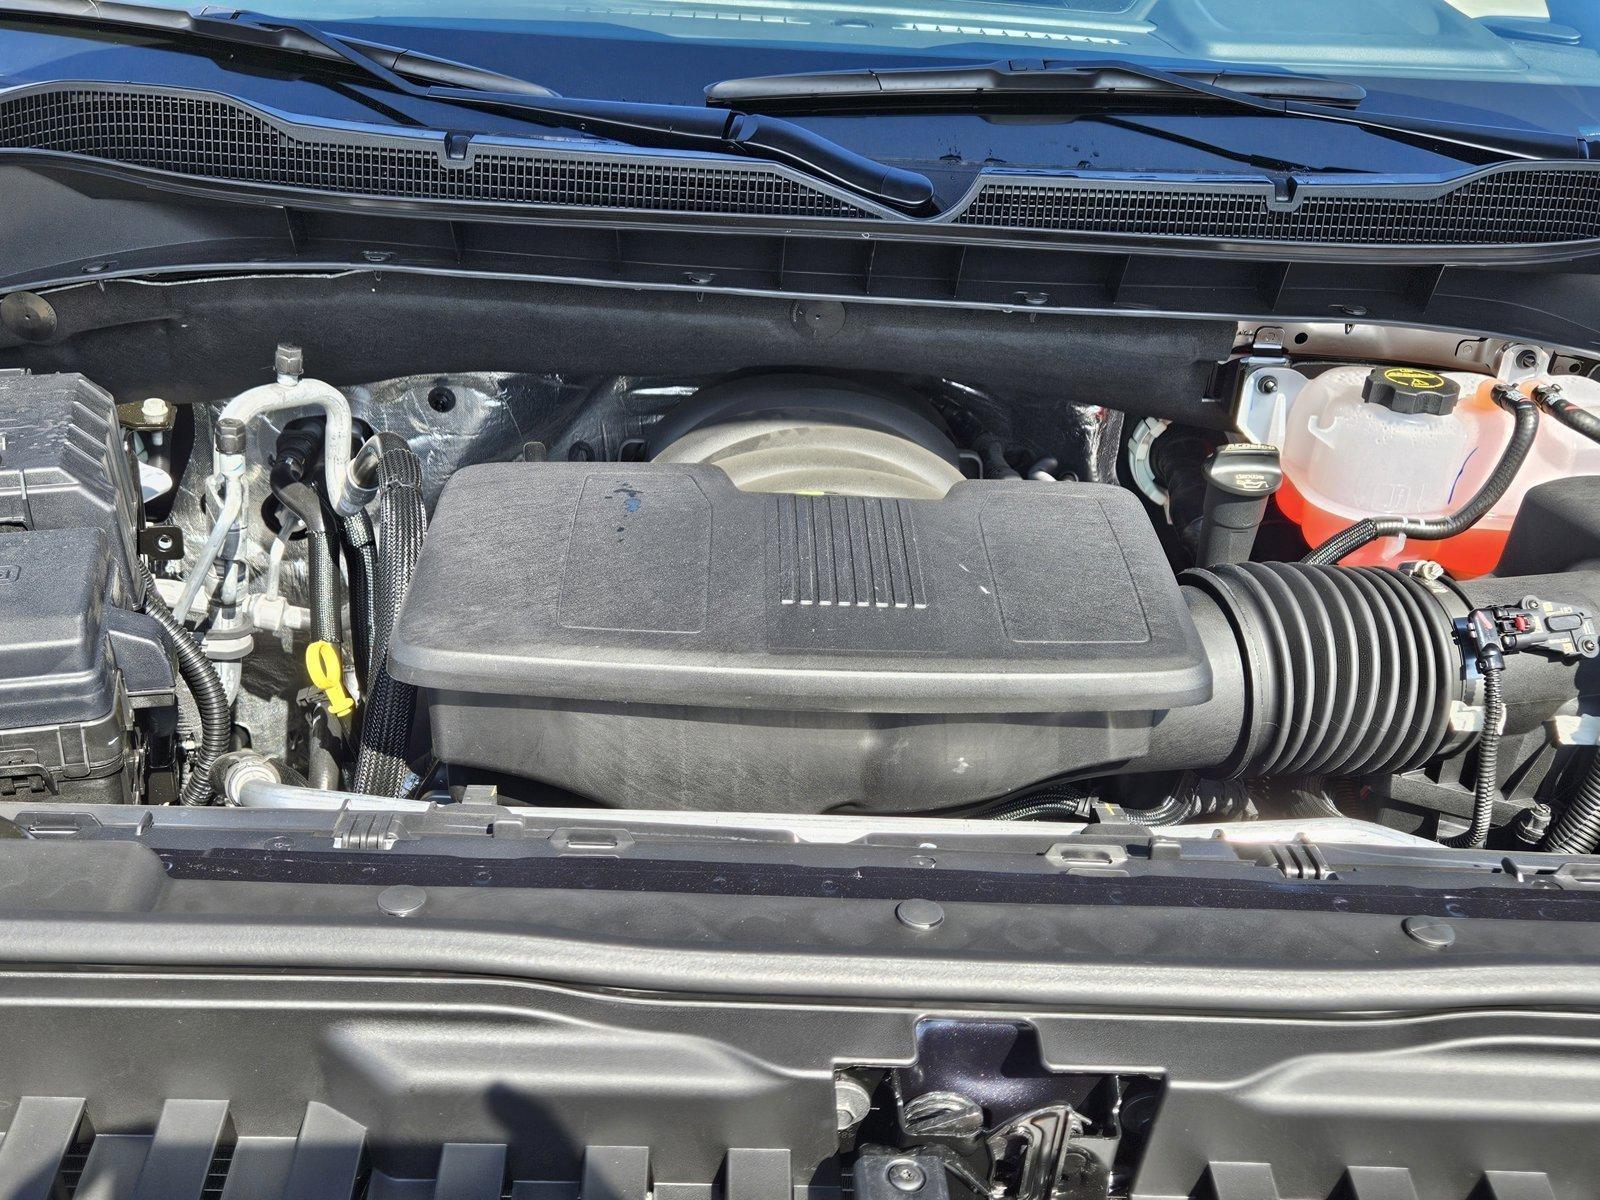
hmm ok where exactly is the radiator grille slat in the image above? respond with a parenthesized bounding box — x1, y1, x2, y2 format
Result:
(0, 1096, 1569, 1200)
(129, 1099, 234, 1200)
(0, 1095, 88, 1200)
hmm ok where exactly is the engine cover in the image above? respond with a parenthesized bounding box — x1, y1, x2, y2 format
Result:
(389, 462, 1210, 812)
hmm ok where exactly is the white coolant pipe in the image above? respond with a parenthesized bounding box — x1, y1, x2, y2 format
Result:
(216, 374, 363, 515)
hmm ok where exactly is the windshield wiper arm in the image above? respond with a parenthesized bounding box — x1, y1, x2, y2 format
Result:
(708, 58, 1588, 164)
(0, 0, 560, 95)
(709, 59, 1369, 109)
(0, 0, 936, 211)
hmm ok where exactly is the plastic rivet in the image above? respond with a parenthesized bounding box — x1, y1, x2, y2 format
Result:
(1402, 915, 1455, 949)
(896, 899, 944, 931)
(378, 885, 427, 917)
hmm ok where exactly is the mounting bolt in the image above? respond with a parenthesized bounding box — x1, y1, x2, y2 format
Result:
(886, 1161, 926, 1193)
(140, 396, 171, 424)
(1516, 348, 1539, 370)
(834, 1076, 872, 1132)
(1257, 375, 1279, 394)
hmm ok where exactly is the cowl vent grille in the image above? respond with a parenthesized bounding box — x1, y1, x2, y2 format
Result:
(5, 83, 1600, 246)
(0, 84, 876, 218)
(955, 169, 1600, 245)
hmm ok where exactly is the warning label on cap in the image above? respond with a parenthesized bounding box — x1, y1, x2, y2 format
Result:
(1382, 367, 1448, 390)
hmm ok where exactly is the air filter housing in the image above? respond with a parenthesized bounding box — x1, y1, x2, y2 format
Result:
(388, 462, 1210, 812)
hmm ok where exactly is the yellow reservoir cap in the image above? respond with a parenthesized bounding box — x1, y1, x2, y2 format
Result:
(305, 640, 355, 718)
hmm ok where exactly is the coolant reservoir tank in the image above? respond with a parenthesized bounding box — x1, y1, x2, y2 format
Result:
(1279, 365, 1600, 577)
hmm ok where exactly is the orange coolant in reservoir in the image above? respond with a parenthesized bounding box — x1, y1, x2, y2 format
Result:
(1278, 366, 1600, 578)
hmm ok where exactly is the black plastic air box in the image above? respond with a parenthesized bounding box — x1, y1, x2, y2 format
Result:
(0, 372, 173, 801)
(391, 463, 1209, 812)
(0, 528, 173, 800)
(0, 371, 145, 605)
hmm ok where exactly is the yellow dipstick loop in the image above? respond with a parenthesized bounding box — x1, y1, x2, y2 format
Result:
(305, 640, 354, 718)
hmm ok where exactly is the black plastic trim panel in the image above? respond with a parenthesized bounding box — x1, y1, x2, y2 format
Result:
(8, 80, 1600, 252)
(3, 807, 1600, 1011)
(1, 971, 1599, 1199)
(0, 81, 891, 220)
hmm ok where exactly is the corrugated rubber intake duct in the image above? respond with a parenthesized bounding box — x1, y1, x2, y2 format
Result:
(1181, 563, 1464, 779)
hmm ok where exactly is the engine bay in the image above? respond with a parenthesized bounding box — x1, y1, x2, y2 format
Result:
(4, 280, 1600, 853)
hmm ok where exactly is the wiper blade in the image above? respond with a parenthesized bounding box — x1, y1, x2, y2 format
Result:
(708, 58, 1588, 164)
(709, 59, 1369, 109)
(0, 0, 559, 96)
(0, 0, 936, 211)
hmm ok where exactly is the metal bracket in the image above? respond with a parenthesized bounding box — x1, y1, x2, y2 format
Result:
(138, 525, 184, 561)
(986, 1106, 1100, 1200)
(1233, 329, 1307, 448)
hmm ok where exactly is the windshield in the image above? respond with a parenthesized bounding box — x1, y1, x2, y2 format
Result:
(95, 0, 1600, 85)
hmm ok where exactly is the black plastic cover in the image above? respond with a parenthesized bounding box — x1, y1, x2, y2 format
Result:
(0, 370, 144, 604)
(1497, 475, 1600, 575)
(390, 463, 1209, 715)
(0, 527, 172, 797)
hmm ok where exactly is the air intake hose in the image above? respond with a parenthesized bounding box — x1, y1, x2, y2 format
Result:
(1181, 562, 1463, 779)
